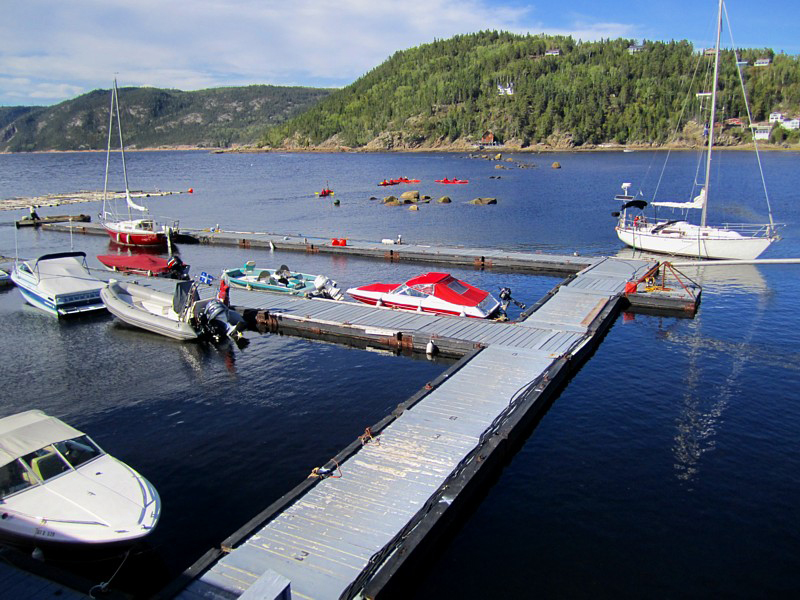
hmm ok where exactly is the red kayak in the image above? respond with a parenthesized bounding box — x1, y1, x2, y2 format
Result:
(317, 188, 333, 197)
(435, 178, 469, 184)
(97, 254, 189, 279)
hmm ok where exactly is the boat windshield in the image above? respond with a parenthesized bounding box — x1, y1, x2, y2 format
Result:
(53, 435, 103, 469)
(22, 445, 71, 482)
(397, 285, 427, 298)
(0, 459, 36, 498)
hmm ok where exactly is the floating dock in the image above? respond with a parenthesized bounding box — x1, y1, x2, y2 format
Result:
(14, 224, 699, 598)
(153, 257, 677, 599)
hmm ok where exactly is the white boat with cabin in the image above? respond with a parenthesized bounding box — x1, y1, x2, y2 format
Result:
(10, 252, 106, 317)
(0, 410, 160, 552)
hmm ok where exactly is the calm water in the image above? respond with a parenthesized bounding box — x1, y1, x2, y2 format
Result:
(0, 149, 799, 598)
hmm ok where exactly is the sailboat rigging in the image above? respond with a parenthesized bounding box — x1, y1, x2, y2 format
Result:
(100, 78, 173, 247)
(614, 0, 782, 260)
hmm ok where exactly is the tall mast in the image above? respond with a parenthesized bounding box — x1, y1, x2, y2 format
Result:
(702, 0, 724, 227)
(112, 79, 133, 220)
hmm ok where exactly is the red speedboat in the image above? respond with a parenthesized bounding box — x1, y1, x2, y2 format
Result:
(434, 178, 469, 184)
(346, 272, 500, 318)
(97, 254, 189, 279)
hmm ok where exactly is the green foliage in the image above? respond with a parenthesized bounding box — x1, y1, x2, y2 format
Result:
(262, 31, 800, 148)
(0, 85, 332, 152)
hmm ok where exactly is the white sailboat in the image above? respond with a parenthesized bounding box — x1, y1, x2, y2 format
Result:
(100, 78, 172, 247)
(614, 0, 781, 260)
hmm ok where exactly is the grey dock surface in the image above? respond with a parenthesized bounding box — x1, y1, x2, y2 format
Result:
(163, 257, 659, 600)
(46, 222, 595, 275)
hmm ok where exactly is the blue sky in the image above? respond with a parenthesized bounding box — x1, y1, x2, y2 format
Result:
(2, 0, 796, 106)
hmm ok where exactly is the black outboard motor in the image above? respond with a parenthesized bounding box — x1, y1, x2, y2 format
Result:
(197, 300, 245, 343)
(167, 255, 190, 280)
(499, 287, 526, 315)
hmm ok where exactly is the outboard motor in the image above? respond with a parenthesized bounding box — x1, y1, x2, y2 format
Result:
(167, 255, 190, 280)
(312, 274, 344, 301)
(198, 299, 245, 343)
(499, 287, 526, 314)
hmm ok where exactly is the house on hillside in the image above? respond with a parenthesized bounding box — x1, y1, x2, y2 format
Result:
(754, 58, 771, 67)
(769, 112, 784, 123)
(480, 131, 500, 146)
(545, 49, 561, 56)
(751, 124, 771, 140)
(497, 82, 515, 96)
(627, 44, 644, 54)
(782, 118, 799, 130)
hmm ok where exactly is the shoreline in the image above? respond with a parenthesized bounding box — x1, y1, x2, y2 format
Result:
(2, 142, 797, 155)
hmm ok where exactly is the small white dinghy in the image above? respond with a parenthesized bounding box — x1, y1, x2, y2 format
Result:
(101, 279, 245, 342)
(0, 410, 160, 553)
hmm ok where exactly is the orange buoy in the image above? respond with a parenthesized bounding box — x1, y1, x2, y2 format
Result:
(188, 188, 194, 193)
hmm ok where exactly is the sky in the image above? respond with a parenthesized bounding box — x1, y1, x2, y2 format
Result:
(2, 0, 797, 107)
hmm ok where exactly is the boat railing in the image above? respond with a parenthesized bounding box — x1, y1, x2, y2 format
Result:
(719, 222, 783, 237)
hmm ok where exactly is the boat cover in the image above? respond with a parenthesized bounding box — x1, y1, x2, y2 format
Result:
(0, 410, 83, 467)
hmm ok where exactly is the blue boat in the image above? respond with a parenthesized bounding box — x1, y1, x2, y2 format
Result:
(223, 262, 343, 300)
(10, 252, 106, 317)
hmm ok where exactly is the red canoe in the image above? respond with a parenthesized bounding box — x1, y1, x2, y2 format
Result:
(434, 178, 469, 184)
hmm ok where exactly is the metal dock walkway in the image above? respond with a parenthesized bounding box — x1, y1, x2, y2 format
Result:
(165, 257, 655, 600)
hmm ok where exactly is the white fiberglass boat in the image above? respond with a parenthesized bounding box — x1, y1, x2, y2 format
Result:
(10, 252, 106, 317)
(347, 272, 501, 318)
(0, 410, 160, 552)
(613, 0, 781, 260)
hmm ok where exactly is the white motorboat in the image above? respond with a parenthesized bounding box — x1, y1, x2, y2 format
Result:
(10, 252, 106, 317)
(101, 279, 245, 342)
(613, 0, 781, 260)
(347, 272, 501, 318)
(0, 410, 160, 552)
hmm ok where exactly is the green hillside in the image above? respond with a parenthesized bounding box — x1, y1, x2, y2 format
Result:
(0, 85, 332, 152)
(261, 31, 800, 149)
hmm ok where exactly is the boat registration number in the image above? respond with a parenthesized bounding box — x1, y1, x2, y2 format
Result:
(35, 528, 55, 537)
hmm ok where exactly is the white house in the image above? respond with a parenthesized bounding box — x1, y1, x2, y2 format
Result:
(752, 124, 771, 140)
(782, 118, 800, 130)
(769, 112, 784, 123)
(754, 58, 771, 67)
(628, 44, 644, 54)
(545, 49, 561, 56)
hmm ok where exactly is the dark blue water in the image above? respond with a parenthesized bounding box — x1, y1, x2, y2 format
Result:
(1, 150, 799, 598)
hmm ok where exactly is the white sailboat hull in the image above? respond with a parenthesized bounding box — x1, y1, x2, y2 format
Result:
(616, 223, 773, 260)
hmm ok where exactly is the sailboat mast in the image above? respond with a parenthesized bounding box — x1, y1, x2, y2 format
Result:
(102, 82, 115, 220)
(112, 79, 134, 220)
(702, 0, 724, 228)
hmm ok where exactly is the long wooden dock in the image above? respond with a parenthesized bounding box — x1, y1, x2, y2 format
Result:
(156, 257, 659, 599)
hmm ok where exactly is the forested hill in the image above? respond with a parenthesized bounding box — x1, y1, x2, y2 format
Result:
(261, 31, 800, 150)
(0, 85, 332, 152)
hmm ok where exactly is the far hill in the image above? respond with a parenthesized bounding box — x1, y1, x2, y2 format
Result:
(1, 85, 332, 152)
(261, 31, 800, 150)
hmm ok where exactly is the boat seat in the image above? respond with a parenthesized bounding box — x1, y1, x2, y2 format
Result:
(30, 452, 68, 481)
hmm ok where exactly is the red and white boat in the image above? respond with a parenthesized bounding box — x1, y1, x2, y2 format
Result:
(100, 79, 173, 247)
(346, 272, 500, 318)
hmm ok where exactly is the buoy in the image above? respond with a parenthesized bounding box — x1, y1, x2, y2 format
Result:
(426, 339, 437, 355)
(188, 188, 194, 193)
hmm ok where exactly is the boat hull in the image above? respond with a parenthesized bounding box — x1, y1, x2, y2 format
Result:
(103, 226, 166, 247)
(616, 225, 773, 260)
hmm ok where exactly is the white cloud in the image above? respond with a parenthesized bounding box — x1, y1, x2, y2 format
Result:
(1, 0, 641, 105)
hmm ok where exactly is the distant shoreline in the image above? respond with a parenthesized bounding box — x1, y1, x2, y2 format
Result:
(2, 142, 797, 155)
